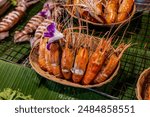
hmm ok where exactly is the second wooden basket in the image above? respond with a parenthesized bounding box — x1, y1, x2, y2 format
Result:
(65, 0, 136, 27)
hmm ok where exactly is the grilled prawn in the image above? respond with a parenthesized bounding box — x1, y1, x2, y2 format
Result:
(94, 43, 131, 84)
(0, 0, 40, 40)
(38, 22, 64, 75)
(38, 37, 48, 71)
(82, 38, 112, 85)
(104, 0, 119, 24)
(72, 45, 89, 83)
(61, 32, 76, 80)
(48, 42, 63, 77)
(45, 39, 53, 74)
(116, 0, 134, 22)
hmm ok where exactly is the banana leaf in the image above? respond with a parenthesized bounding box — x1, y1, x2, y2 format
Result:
(0, 60, 107, 100)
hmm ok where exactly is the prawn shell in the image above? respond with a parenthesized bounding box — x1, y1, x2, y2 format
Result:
(61, 47, 75, 80)
(72, 47, 89, 83)
(94, 54, 119, 84)
(38, 38, 48, 71)
(116, 0, 134, 22)
(49, 43, 63, 78)
(136, 68, 150, 100)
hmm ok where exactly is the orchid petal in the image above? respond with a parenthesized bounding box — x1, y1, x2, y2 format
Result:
(47, 23, 55, 33)
(47, 29, 64, 43)
(44, 32, 54, 38)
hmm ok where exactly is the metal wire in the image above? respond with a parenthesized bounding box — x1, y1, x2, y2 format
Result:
(90, 11, 150, 100)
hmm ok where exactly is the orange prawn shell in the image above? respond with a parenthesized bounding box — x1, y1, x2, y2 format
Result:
(74, 47, 89, 72)
(104, 0, 119, 24)
(72, 47, 89, 83)
(38, 38, 48, 71)
(82, 51, 106, 85)
(61, 47, 75, 79)
(116, 0, 134, 22)
(94, 54, 119, 84)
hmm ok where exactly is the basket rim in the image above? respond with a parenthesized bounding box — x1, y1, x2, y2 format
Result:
(136, 67, 150, 100)
(29, 32, 120, 88)
(65, 1, 136, 27)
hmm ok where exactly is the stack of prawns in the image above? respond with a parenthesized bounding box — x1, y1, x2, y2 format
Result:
(37, 21, 131, 85)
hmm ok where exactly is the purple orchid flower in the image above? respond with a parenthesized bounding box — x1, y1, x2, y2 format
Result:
(44, 22, 64, 50)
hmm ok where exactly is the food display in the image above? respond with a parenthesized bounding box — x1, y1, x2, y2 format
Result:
(66, 0, 136, 26)
(136, 68, 150, 100)
(29, 23, 131, 88)
(0, 0, 149, 100)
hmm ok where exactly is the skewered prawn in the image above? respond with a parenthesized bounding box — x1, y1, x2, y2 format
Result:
(61, 32, 76, 80)
(104, 0, 119, 24)
(82, 38, 112, 85)
(0, 0, 40, 40)
(94, 43, 131, 84)
(116, 0, 134, 22)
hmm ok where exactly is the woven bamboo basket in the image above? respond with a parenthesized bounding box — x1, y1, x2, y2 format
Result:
(136, 68, 150, 100)
(29, 32, 120, 88)
(66, 0, 136, 27)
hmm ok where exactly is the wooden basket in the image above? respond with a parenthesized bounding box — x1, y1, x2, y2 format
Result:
(66, 0, 136, 27)
(136, 68, 150, 100)
(29, 33, 120, 88)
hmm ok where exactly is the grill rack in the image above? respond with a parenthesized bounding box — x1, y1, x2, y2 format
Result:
(0, 4, 150, 100)
(90, 11, 150, 100)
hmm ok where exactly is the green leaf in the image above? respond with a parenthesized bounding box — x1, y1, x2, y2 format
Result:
(0, 60, 107, 100)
